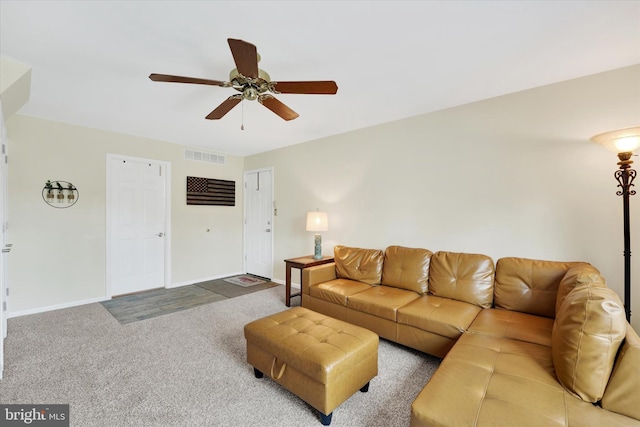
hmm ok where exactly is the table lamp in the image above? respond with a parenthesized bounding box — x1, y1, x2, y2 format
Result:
(306, 211, 329, 260)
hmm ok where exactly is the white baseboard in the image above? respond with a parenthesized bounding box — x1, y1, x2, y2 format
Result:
(168, 272, 245, 289)
(8, 296, 110, 319)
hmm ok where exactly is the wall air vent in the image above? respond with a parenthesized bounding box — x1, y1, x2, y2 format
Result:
(184, 149, 226, 165)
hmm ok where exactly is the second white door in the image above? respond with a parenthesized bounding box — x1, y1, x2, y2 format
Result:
(244, 169, 273, 279)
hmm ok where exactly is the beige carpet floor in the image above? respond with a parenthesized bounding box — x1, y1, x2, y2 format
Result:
(0, 286, 440, 426)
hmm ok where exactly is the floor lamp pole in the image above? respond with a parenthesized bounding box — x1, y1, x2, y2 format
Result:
(615, 152, 636, 322)
(591, 127, 640, 323)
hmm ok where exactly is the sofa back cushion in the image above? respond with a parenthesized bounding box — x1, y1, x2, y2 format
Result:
(334, 245, 384, 285)
(381, 246, 432, 294)
(428, 251, 495, 308)
(494, 257, 586, 318)
(555, 264, 604, 316)
(601, 324, 640, 420)
(552, 284, 626, 403)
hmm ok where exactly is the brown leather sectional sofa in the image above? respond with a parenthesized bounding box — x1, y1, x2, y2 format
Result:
(301, 245, 640, 426)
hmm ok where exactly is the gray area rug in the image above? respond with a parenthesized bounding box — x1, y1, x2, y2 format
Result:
(100, 276, 278, 324)
(0, 286, 440, 426)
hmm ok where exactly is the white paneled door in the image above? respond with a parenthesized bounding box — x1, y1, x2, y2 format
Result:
(0, 104, 8, 380)
(109, 157, 167, 296)
(244, 169, 273, 279)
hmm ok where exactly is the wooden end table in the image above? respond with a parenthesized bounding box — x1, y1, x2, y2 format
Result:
(284, 255, 335, 307)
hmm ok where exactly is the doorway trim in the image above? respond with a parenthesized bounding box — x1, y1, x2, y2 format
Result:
(0, 104, 7, 379)
(106, 153, 172, 297)
(243, 167, 274, 279)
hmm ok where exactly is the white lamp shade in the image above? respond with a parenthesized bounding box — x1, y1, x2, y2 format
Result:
(590, 126, 640, 154)
(306, 211, 328, 232)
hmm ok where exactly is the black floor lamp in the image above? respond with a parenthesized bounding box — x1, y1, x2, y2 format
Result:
(591, 126, 640, 322)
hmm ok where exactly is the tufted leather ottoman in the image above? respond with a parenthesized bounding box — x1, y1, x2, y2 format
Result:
(244, 306, 378, 425)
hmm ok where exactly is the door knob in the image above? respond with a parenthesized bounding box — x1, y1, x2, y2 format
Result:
(157, 232, 164, 237)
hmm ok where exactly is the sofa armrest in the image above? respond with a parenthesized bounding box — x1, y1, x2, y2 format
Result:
(302, 262, 336, 295)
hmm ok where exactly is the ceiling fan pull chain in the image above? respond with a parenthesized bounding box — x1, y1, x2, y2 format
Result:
(241, 98, 245, 130)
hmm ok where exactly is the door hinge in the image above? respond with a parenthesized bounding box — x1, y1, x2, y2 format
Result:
(2, 301, 6, 312)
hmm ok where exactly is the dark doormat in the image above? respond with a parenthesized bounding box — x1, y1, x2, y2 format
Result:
(198, 276, 277, 298)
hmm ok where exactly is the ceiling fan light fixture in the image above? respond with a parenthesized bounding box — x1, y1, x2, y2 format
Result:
(243, 86, 259, 101)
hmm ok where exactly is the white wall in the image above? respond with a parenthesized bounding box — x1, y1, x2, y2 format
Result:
(5, 65, 639, 330)
(0, 56, 31, 119)
(245, 65, 640, 331)
(6, 115, 244, 315)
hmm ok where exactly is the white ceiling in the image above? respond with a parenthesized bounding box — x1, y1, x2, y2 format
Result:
(1, 1, 639, 156)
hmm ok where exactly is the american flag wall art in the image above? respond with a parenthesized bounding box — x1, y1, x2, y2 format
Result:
(186, 176, 235, 206)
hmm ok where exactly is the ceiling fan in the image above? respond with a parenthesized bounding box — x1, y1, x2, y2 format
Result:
(149, 38, 338, 121)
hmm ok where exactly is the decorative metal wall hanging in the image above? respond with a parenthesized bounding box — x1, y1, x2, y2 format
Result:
(43, 180, 79, 208)
(186, 176, 235, 206)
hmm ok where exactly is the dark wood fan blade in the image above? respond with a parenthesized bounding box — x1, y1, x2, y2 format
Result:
(205, 95, 242, 120)
(228, 39, 258, 78)
(258, 95, 299, 121)
(271, 81, 338, 94)
(149, 73, 228, 87)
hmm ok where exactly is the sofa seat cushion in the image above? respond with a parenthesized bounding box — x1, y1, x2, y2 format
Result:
(308, 279, 372, 307)
(411, 332, 637, 427)
(397, 295, 481, 339)
(347, 286, 420, 321)
(381, 245, 432, 294)
(468, 308, 554, 347)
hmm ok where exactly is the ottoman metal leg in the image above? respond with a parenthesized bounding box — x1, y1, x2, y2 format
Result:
(253, 367, 264, 378)
(320, 411, 333, 426)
